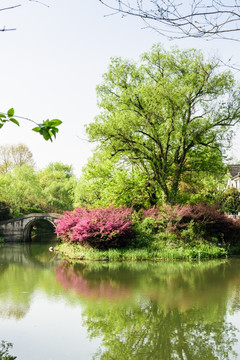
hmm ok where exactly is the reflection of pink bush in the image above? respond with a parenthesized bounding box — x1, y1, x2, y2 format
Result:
(55, 207, 133, 248)
(55, 264, 130, 300)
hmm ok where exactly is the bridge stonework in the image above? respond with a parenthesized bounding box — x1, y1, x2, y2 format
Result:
(0, 213, 61, 242)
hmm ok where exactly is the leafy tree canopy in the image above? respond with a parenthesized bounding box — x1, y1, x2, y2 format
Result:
(74, 151, 156, 209)
(37, 162, 76, 212)
(87, 45, 237, 204)
(0, 161, 76, 217)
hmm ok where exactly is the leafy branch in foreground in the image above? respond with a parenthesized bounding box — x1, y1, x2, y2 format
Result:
(0, 108, 62, 141)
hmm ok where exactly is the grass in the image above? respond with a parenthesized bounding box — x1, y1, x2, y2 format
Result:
(55, 242, 227, 261)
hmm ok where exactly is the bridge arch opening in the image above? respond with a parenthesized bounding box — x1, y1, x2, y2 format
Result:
(23, 218, 56, 242)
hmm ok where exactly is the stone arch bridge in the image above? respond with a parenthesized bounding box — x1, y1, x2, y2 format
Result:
(0, 213, 62, 242)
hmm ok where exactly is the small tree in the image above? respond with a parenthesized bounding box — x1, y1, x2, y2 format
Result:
(0, 144, 35, 174)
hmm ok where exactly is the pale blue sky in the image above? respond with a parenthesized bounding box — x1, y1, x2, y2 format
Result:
(0, 0, 239, 175)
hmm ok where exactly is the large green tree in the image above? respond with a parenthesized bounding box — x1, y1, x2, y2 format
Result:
(87, 45, 239, 204)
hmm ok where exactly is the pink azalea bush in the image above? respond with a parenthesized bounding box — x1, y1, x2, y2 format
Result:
(55, 206, 133, 249)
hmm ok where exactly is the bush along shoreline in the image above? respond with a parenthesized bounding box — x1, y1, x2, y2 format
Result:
(54, 204, 239, 261)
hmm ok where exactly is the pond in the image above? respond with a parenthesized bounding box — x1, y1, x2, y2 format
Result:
(0, 241, 240, 360)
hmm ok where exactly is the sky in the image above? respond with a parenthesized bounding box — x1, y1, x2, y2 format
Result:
(0, 0, 240, 176)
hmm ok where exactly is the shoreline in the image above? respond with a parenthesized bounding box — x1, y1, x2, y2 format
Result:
(54, 242, 228, 262)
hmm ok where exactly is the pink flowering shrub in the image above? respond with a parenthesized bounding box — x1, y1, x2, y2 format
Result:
(55, 206, 133, 249)
(142, 207, 160, 219)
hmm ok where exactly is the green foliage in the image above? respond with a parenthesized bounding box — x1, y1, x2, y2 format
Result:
(0, 108, 61, 141)
(220, 188, 240, 214)
(74, 152, 158, 209)
(37, 162, 76, 212)
(176, 174, 227, 206)
(87, 44, 237, 204)
(0, 109, 18, 129)
(0, 201, 11, 220)
(32, 119, 62, 141)
(0, 165, 42, 217)
(0, 341, 17, 360)
(55, 241, 226, 261)
(131, 215, 164, 248)
(0, 161, 76, 217)
(179, 220, 205, 245)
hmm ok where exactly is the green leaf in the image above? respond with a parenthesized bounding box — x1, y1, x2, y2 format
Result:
(7, 108, 14, 117)
(9, 118, 20, 126)
(32, 127, 41, 132)
(0, 124, 3, 128)
(51, 128, 59, 136)
(0, 114, 6, 119)
(48, 119, 62, 127)
(43, 132, 51, 141)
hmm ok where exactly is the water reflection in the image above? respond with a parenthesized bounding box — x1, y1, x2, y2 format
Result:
(55, 261, 134, 300)
(83, 302, 238, 359)
(55, 260, 239, 308)
(0, 243, 240, 359)
(56, 260, 240, 359)
(0, 242, 61, 320)
(0, 241, 59, 268)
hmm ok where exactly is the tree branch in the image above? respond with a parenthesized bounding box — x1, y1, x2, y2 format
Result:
(99, 0, 240, 40)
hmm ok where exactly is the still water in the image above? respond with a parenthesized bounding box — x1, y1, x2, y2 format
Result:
(0, 242, 240, 360)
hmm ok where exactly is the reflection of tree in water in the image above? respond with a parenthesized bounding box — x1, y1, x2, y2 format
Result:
(0, 304, 29, 320)
(0, 262, 9, 277)
(230, 285, 240, 313)
(83, 301, 238, 360)
(55, 259, 240, 360)
(0, 244, 62, 320)
(55, 261, 132, 300)
(55, 259, 240, 308)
